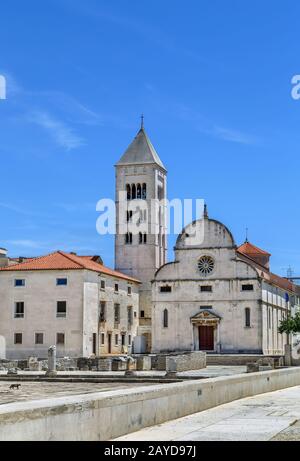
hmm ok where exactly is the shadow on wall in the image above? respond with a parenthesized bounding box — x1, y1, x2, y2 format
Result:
(0, 336, 6, 360)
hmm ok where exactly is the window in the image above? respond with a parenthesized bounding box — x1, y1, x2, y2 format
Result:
(142, 183, 147, 199)
(128, 306, 133, 326)
(100, 280, 106, 290)
(128, 335, 132, 346)
(127, 210, 133, 222)
(14, 333, 22, 344)
(245, 308, 251, 328)
(15, 279, 25, 287)
(198, 256, 215, 276)
(137, 183, 142, 199)
(35, 333, 44, 345)
(101, 333, 105, 345)
(126, 184, 131, 201)
(200, 305, 213, 310)
(160, 286, 172, 293)
(201, 286, 212, 292)
(125, 233, 133, 245)
(131, 184, 136, 200)
(114, 304, 120, 324)
(57, 301, 67, 318)
(115, 283, 119, 293)
(127, 286, 132, 295)
(242, 284, 254, 291)
(14, 302, 24, 318)
(139, 233, 147, 244)
(134, 311, 137, 318)
(56, 278, 67, 286)
(115, 334, 119, 346)
(121, 334, 126, 346)
(100, 302, 106, 322)
(56, 333, 65, 345)
(163, 309, 169, 328)
(140, 310, 145, 318)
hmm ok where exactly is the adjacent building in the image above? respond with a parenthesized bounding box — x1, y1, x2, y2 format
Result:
(0, 251, 140, 359)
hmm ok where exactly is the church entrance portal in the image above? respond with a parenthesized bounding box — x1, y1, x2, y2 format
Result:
(199, 326, 214, 351)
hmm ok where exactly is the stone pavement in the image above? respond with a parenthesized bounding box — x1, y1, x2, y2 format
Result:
(0, 381, 153, 405)
(0, 365, 246, 379)
(116, 385, 300, 441)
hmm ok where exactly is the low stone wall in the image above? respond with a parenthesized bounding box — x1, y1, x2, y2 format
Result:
(206, 354, 284, 366)
(166, 352, 206, 372)
(1, 367, 300, 441)
(153, 352, 206, 371)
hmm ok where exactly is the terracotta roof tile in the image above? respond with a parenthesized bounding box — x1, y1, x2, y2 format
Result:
(0, 251, 140, 283)
(238, 241, 271, 256)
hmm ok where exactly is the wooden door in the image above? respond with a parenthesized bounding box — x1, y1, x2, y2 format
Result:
(199, 326, 214, 351)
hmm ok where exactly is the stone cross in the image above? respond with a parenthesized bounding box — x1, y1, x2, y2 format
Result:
(46, 345, 57, 377)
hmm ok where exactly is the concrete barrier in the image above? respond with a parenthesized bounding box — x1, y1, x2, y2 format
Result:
(1, 367, 300, 441)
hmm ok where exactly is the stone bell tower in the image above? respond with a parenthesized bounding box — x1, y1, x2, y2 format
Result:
(115, 119, 167, 352)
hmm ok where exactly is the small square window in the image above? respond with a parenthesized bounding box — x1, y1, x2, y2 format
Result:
(100, 280, 106, 290)
(57, 301, 67, 318)
(35, 333, 44, 345)
(14, 333, 22, 344)
(56, 333, 65, 345)
(201, 286, 212, 292)
(160, 286, 172, 293)
(15, 279, 25, 287)
(56, 278, 67, 286)
(242, 284, 254, 291)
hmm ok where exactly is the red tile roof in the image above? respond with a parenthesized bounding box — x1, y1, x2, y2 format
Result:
(238, 241, 271, 256)
(237, 249, 298, 293)
(0, 251, 140, 283)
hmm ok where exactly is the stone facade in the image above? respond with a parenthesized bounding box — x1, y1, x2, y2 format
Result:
(152, 216, 300, 356)
(115, 127, 167, 352)
(0, 257, 139, 359)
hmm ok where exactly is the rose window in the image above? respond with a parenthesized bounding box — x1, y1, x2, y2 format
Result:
(198, 256, 214, 276)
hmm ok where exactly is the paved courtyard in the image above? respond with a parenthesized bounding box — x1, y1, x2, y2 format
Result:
(0, 381, 153, 405)
(116, 385, 300, 441)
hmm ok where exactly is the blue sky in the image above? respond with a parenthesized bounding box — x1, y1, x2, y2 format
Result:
(0, 0, 299, 275)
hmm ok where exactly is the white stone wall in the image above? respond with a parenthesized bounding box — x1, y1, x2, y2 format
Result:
(115, 163, 167, 350)
(0, 269, 140, 359)
(152, 218, 292, 356)
(0, 270, 85, 359)
(98, 273, 139, 355)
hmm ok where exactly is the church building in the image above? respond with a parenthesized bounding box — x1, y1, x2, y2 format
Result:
(115, 122, 300, 356)
(152, 213, 300, 355)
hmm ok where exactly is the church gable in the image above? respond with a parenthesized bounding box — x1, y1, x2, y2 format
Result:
(176, 218, 235, 250)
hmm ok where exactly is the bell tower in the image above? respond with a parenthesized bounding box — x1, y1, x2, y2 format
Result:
(115, 120, 167, 352)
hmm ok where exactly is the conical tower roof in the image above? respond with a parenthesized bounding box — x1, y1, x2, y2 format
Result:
(116, 126, 166, 171)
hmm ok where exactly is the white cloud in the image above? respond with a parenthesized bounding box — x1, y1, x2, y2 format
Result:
(27, 111, 84, 151)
